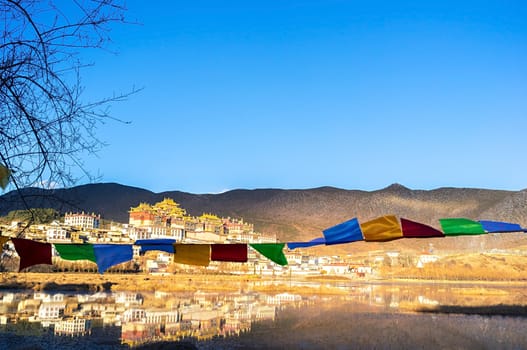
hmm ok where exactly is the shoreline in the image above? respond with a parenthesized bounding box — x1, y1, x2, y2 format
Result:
(2, 272, 527, 294)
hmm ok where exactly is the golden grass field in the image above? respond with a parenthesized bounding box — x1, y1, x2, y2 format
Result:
(3, 269, 527, 296)
(0, 272, 357, 295)
(2, 252, 527, 296)
(377, 252, 527, 281)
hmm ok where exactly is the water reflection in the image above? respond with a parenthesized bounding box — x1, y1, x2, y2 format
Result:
(1, 282, 527, 349)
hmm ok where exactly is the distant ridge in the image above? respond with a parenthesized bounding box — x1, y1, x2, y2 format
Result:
(1, 182, 526, 254)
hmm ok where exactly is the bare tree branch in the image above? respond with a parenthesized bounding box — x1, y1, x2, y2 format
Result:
(0, 0, 140, 228)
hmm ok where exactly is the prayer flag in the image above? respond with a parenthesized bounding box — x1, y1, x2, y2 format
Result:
(0, 164, 10, 190)
(250, 243, 288, 266)
(55, 244, 96, 262)
(11, 238, 52, 271)
(0, 236, 9, 248)
(93, 244, 133, 273)
(361, 215, 403, 242)
(323, 218, 363, 245)
(211, 244, 248, 262)
(479, 220, 523, 233)
(135, 239, 176, 254)
(401, 218, 444, 238)
(287, 237, 326, 250)
(439, 218, 485, 236)
(173, 244, 211, 266)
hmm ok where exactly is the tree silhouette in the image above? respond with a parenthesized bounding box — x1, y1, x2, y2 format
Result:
(0, 0, 138, 222)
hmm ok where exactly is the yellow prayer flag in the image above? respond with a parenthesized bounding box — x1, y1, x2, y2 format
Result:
(0, 164, 11, 190)
(173, 244, 211, 267)
(0, 236, 10, 248)
(361, 215, 403, 242)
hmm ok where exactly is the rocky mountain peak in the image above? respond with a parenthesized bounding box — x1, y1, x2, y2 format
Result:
(381, 183, 412, 193)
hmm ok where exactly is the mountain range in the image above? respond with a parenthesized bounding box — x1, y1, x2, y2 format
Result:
(1, 182, 527, 255)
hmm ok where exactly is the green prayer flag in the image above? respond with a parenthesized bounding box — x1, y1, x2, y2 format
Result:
(0, 164, 10, 190)
(439, 218, 486, 236)
(250, 243, 288, 266)
(55, 244, 97, 262)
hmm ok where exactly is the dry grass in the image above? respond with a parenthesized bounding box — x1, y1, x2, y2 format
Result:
(0, 272, 258, 293)
(380, 252, 527, 281)
(3, 252, 527, 294)
(0, 272, 348, 295)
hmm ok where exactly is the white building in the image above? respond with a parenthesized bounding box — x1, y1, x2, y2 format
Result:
(64, 212, 100, 229)
(127, 225, 184, 241)
(416, 253, 440, 268)
(46, 226, 70, 242)
(126, 226, 150, 241)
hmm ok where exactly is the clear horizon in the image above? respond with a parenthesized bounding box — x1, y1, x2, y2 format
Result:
(30, 181, 527, 195)
(72, 1, 525, 194)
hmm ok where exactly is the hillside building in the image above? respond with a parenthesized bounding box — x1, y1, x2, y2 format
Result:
(127, 199, 273, 244)
(126, 225, 184, 242)
(128, 199, 188, 241)
(129, 198, 187, 227)
(128, 203, 156, 227)
(223, 218, 253, 236)
(64, 212, 100, 229)
(46, 225, 70, 242)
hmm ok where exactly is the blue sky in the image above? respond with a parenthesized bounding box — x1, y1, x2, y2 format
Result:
(78, 1, 526, 194)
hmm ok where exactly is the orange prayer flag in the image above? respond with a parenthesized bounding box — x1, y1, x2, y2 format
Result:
(360, 215, 403, 242)
(173, 244, 211, 266)
(0, 236, 10, 247)
(0, 164, 10, 190)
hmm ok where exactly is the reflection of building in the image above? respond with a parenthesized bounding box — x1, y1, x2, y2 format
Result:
(54, 318, 91, 336)
(37, 294, 66, 321)
(182, 310, 223, 340)
(321, 263, 349, 275)
(1, 289, 303, 347)
(255, 305, 276, 321)
(121, 308, 182, 346)
(114, 292, 143, 307)
(122, 308, 179, 324)
(266, 293, 302, 305)
(121, 322, 157, 345)
(16, 298, 40, 317)
(222, 315, 251, 336)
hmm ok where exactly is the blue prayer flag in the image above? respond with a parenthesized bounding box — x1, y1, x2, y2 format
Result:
(287, 237, 326, 250)
(135, 239, 177, 254)
(479, 220, 523, 233)
(323, 218, 363, 245)
(93, 244, 133, 273)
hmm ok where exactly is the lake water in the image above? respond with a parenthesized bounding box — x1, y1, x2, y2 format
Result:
(1, 281, 527, 349)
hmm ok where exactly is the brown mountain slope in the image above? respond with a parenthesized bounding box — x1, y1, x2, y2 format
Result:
(480, 189, 527, 225)
(1, 183, 525, 254)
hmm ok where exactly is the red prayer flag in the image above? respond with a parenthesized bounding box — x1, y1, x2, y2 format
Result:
(211, 244, 248, 262)
(401, 218, 444, 238)
(11, 238, 52, 271)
